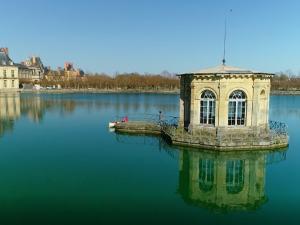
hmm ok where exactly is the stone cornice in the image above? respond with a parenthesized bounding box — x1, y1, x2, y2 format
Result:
(179, 73, 273, 80)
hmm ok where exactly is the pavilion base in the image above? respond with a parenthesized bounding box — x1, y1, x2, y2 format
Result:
(115, 121, 289, 151)
(161, 125, 289, 151)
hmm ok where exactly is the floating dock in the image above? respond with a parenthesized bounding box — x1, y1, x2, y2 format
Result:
(115, 121, 161, 135)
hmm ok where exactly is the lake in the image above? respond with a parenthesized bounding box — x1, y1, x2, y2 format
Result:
(0, 92, 299, 225)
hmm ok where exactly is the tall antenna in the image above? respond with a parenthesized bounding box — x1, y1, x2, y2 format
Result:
(222, 9, 232, 65)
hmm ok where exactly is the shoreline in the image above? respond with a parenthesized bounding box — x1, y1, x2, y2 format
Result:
(2, 89, 300, 95)
(18, 88, 180, 94)
(270, 90, 300, 95)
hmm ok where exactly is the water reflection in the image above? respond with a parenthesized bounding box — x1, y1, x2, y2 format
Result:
(2, 92, 287, 213)
(0, 93, 20, 137)
(0, 93, 178, 137)
(178, 149, 287, 212)
(114, 132, 287, 212)
(115, 132, 177, 159)
(0, 92, 295, 224)
(270, 95, 300, 118)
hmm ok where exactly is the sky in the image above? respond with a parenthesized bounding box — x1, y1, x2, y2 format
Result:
(1, 0, 300, 75)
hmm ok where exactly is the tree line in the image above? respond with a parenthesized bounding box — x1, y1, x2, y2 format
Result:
(33, 73, 180, 90)
(20, 70, 300, 91)
(271, 72, 300, 91)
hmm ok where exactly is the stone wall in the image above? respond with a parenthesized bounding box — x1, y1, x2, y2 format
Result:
(179, 75, 191, 128)
(163, 125, 288, 150)
(114, 120, 289, 151)
(179, 74, 271, 129)
(191, 75, 270, 127)
(0, 66, 19, 89)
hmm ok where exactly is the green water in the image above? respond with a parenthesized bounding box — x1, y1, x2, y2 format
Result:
(0, 92, 298, 225)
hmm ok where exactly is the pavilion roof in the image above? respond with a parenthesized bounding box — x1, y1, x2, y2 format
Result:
(179, 64, 274, 76)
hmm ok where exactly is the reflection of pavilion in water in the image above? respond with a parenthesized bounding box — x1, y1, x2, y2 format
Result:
(0, 93, 20, 136)
(178, 149, 286, 212)
(114, 132, 287, 211)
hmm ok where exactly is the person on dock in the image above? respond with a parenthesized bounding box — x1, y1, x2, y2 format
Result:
(121, 116, 128, 122)
(158, 111, 164, 125)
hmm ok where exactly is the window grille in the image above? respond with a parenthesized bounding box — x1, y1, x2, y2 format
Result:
(228, 90, 246, 126)
(200, 90, 216, 125)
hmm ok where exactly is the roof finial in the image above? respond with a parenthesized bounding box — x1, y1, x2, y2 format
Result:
(222, 9, 232, 66)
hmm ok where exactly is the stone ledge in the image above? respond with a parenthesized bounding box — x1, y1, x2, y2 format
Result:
(163, 126, 288, 151)
(115, 121, 161, 135)
(114, 121, 289, 151)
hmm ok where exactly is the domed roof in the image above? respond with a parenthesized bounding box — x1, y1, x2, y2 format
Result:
(179, 64, 274, 76)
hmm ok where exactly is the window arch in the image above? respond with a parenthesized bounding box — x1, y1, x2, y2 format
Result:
(228, 90, 246, 126)
(226, 160, 245, 194)
(199, 159, 214, 192)
(200, 90, 216, 125)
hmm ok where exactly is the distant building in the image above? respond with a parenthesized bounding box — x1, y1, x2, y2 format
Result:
(64, 62, 84, 80)
(18, 56, 45, 82)
(44, 62, 84, 81)
(0, 48, 19, 90)
(64, 62, 74, 71)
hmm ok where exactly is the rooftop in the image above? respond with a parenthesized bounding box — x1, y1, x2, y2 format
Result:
(179, 64, 274, 76)
(0, 51, 14, 66)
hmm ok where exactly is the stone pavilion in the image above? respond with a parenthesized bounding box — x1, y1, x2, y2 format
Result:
(162, 64, 289, 150)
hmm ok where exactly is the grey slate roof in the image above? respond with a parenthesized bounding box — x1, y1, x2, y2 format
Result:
(15, 63, 30, 69)
(0, 52, 14, 66)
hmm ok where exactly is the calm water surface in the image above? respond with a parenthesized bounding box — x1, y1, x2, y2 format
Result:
(0, 92, 299, 225)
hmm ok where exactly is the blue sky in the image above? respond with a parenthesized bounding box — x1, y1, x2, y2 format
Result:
(1, 0, 300, 74)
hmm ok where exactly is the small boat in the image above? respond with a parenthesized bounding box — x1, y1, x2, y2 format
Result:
(109, 116, 128, 128)
(108, 127, 115, 132)
(108, 122, 118, 128)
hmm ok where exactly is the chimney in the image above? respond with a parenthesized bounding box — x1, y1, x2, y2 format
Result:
(32, 56, 36, 64)
(64, 62, 73, 71)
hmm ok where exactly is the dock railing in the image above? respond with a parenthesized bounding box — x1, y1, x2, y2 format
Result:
(115, 114, 179, 125)
(115, 114, 159, 123)
(160, 119, 289, 147)
(160, 116, 179, 136)
(269, 120, 288, 136)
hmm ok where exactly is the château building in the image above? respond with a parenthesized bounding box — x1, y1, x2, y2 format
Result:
(44, 62, 84, 81)
(0, 48, 19, 90)
(17, 56, 45, 82)
(64, 62, 84, 80)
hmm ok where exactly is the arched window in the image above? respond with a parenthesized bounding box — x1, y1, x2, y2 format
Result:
(200, 90, 216, 125)
(228, 90, 246, 126)
(226, 160, 244, 194)
(199, 159, 214, 192)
